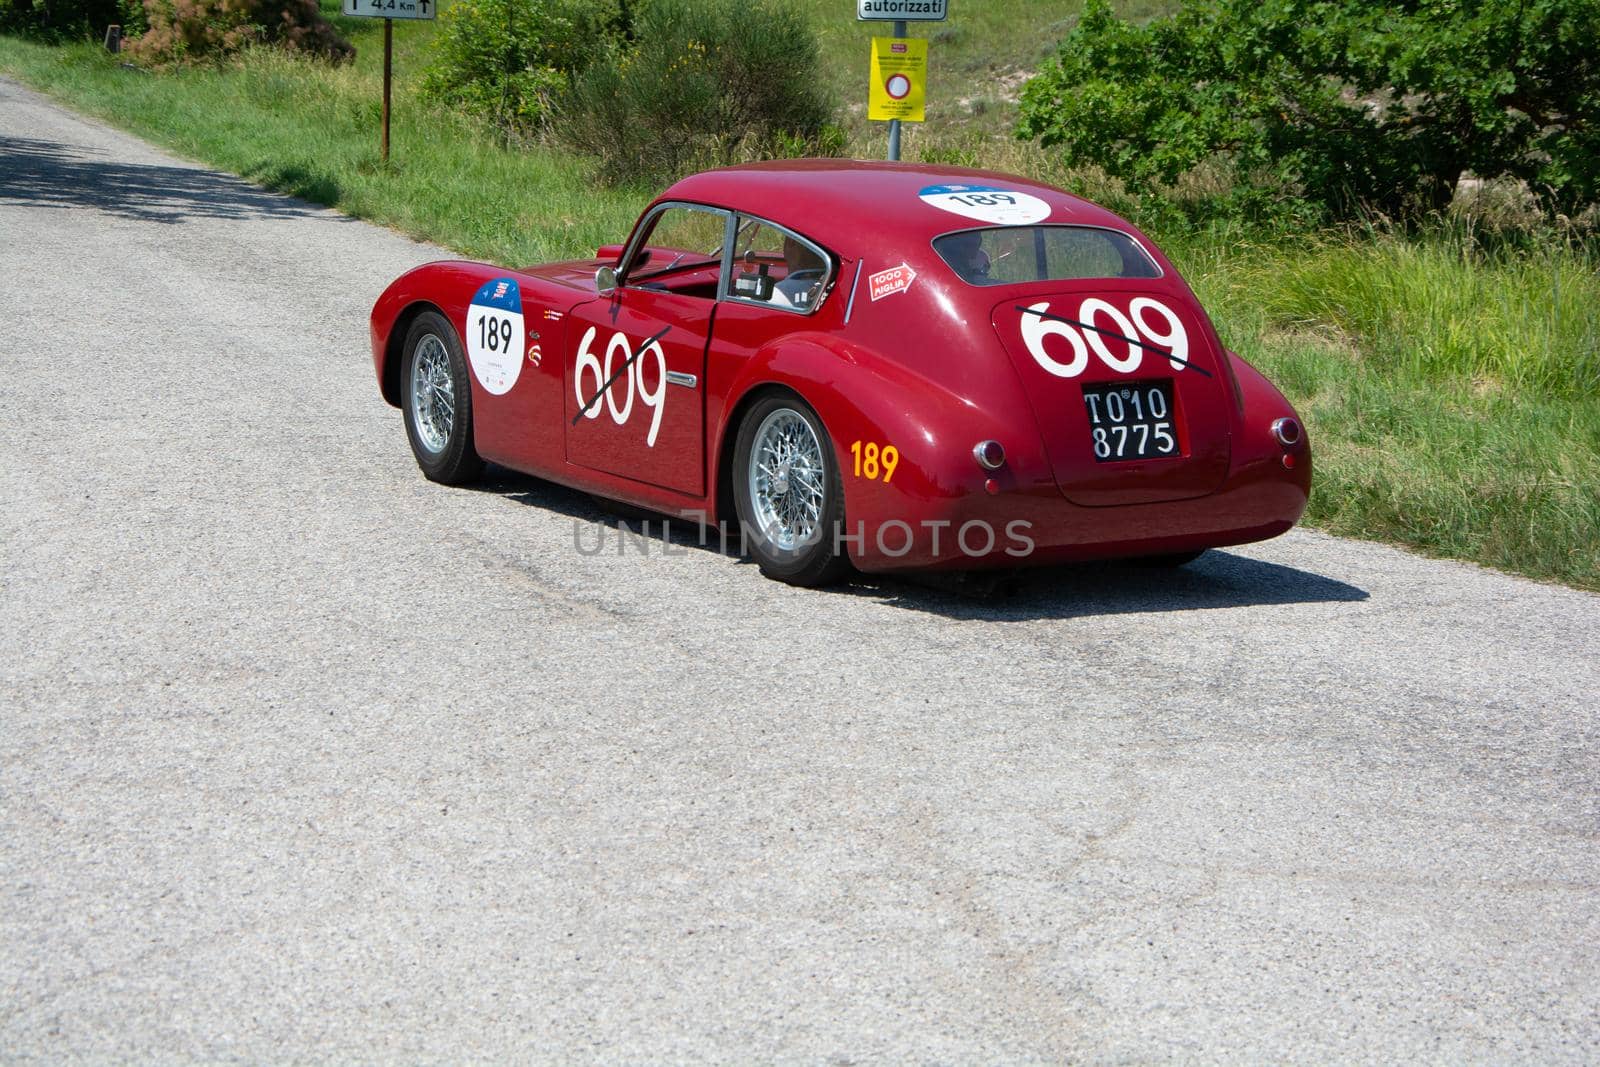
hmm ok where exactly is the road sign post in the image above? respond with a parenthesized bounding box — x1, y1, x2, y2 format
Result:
(382, 18, 392, 162)
(342, 0, 436, 163)
(888, 20, 905, 161)
(858, 1, 945, 162)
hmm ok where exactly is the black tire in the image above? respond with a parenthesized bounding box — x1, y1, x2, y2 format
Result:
(400, 310, 484, 485)
(731, 392, 851, 587)
(1135, 549, 1207, 568)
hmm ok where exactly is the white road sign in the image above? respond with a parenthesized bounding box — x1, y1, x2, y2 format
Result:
(857, 0, 948, 21)
(343, 0, 435, 19)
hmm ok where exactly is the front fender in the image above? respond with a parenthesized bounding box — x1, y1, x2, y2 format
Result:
(370, 261, 510, 407)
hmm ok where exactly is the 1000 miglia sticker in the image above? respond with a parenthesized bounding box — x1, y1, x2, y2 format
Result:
(466, 277, 525, 395)
(919, 183, 1052, 225)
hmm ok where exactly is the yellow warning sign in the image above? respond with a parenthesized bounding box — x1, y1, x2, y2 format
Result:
(868, 37, 927, 122)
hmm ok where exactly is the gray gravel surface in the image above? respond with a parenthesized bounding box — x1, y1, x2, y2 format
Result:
(3, 76, 1598, 1063)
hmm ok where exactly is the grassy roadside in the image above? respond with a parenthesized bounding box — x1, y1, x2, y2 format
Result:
(0, 32, 643, 265)
(2, 20, 1596, 592)
(1185, 233, 1599, 589)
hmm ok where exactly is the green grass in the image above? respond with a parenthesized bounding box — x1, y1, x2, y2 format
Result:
(1242, 235, 1600, 397)
(1181, 230, 1600, 590)
(2, 5, 1597, 591)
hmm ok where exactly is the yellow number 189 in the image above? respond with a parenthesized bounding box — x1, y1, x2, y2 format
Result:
(850, 440, 899, 483)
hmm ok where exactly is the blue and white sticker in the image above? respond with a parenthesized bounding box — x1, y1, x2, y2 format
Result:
(466, 277, 525, 395)
(918, 183, 1052, 225)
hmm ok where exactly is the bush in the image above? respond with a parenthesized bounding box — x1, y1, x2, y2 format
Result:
(1015, 0, 1600, 225)
(125, 0, 351, 63)
(418, 0, 614, 137)
(0, 0, 137, 40)
(553, 0, 837, 186)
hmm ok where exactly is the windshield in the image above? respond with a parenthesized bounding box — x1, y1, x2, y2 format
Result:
(933, 226, 1162, 286)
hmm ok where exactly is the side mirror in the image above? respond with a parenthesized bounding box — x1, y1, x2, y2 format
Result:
(596, 265, 618, 294)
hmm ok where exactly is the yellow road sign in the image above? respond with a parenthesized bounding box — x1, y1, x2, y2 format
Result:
(868, 37, 927, 123)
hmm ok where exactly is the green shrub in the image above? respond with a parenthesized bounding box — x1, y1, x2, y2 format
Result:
(418, 0, 621, 137)
(125, 0, 351, 63)
(1016, 0, 1600, 225)
(554, 0, 837, 186)
(0, 0, 135, 40)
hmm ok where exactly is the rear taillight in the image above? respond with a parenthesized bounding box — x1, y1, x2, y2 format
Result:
(973, 440, 1006, 470)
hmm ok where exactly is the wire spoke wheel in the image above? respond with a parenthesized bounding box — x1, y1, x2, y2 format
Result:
(408, 333, 454, 455)
(748, 408, 827, 551)
(400, 310, 483, 486)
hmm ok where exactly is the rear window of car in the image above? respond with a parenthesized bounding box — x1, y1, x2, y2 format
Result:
(933, 226, 1162, 285)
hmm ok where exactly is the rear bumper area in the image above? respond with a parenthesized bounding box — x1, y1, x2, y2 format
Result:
(846, 454, 1311, 573)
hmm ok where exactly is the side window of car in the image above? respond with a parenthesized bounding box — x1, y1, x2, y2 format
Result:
(624, 204, 730, 299)
(727, 217, 831, 314)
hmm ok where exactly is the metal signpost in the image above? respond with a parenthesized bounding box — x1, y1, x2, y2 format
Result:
(342, 0, 436, 163)
(857, 0, 946, 161)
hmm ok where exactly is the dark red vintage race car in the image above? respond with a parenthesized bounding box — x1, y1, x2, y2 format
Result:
(370, 160, 1309, 585)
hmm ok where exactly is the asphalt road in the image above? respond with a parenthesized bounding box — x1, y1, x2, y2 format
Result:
(2, 76, 1597, 1063)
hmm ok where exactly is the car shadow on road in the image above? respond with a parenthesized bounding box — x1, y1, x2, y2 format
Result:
(0, 134, 344, 224)
(479, 467, 1369, 620)
(849, 553, 1369, 621)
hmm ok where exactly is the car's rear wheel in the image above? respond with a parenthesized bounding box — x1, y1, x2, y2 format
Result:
(401, 310, 484, 485)
(733, 393, 850, 587)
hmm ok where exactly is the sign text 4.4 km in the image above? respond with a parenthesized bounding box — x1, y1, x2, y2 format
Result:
(857, 0, 947, 21)
(343, 0, 434, 20)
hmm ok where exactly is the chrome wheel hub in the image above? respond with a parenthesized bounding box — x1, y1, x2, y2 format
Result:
(409, 334, 453, 454)
(748, 408, 825, 551)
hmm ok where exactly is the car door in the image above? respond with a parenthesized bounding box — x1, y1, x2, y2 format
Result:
(563, 204, 729, 497)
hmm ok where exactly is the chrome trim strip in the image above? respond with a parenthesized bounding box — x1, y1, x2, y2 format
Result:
(844, 261, 863, 324)
(666, 371, 698, 389)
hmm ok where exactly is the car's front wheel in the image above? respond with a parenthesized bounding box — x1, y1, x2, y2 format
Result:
(732, 393, 850, 587)
(401, 310, 484, 485)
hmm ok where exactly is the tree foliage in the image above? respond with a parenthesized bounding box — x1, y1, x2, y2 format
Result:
(0, 0, 350, 60)
(0, 0, 137, 40)
(125, 0, 351, 63)
(552, 0, 837, 186)
(1015, 0, 1600, 223)
(417, 0, 619, 136)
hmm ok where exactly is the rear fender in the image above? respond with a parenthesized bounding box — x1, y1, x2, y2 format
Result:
(1227, 349, 1312, 497)
(713, 335, 1055, 551)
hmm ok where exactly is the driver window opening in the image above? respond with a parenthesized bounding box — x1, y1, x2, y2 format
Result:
(727, 217, 830, 313)
(625, 205, 729, 299)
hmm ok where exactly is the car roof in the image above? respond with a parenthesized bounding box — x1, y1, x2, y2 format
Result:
(658, 159, 1133, 257)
